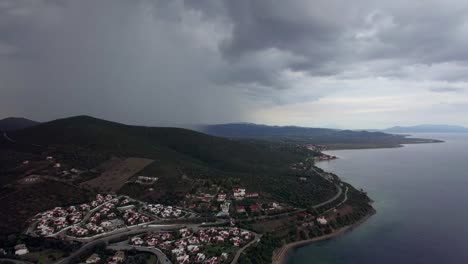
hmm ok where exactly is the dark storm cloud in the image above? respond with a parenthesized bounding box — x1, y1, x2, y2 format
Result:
(0, 0, 250, 124)
(2, 0, 468, 126)
(216, 0, 468, 81)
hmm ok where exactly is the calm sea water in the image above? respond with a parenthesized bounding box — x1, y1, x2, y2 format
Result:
(287, 133, 468, 264)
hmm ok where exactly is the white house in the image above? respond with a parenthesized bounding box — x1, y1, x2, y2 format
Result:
(14, 244, 29, 256)
(317, 216, 328, 225)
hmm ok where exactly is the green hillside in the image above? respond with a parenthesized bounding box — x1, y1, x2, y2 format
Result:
(10, 116, 305, 173)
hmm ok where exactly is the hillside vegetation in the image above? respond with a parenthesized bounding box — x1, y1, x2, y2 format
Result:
(10, 116, 305, 173)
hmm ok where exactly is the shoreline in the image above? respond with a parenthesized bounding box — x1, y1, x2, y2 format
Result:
(272, 209, 376, 264)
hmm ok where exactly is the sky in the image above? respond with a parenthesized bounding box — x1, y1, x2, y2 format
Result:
(1, 0, 468, 129)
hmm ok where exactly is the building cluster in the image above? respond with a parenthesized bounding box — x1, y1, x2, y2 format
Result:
(232, 188, 259, 200)
(235, 201, 283, 215)
(32, 194, 196, 239)
(85, 251, 125, 264)
(122, 209, 150, 226)
(69, 196, 149, 237)
(33, 206, 84, 236)
(142, 204, 186, 219)
(313, 154, 337, 161)
(129, 227, 254, 264)
(32, 195, 116, 237)
(307, 144, 327, 152)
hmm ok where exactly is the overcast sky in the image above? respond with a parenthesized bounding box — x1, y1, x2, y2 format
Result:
(1, 0, 468, 129)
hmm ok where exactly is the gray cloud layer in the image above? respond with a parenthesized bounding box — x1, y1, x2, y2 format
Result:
(1, 0, 468, 127)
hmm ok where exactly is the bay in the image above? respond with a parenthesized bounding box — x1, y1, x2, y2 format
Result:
(288, 133, 468, 264)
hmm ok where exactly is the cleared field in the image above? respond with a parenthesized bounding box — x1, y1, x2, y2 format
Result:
(81, 157, 154, 193)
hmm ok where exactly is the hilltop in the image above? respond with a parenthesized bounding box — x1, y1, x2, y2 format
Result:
(0, 117, 39, 131)
(200, 123, 442, 149)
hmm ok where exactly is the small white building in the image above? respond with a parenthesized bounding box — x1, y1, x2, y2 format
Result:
(14, 244, 29, 256)
(317, 216, 328, 225)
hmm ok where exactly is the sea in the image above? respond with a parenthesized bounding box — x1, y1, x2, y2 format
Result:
(287, 133, 468, 264)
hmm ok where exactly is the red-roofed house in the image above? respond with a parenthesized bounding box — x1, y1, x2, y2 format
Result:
(236, 206, 246, 213)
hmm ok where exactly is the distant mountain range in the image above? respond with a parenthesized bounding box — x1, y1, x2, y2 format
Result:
(0, 117, 39, 131)
(200, 123, 442, 149)
(0, 116, 448, 148)
(382, 124, 468, 133)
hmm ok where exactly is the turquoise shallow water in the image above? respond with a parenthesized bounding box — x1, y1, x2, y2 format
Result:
(287, 133, 468, 264)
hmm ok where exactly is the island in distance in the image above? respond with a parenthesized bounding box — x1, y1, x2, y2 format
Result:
(0, 116, 440, 264)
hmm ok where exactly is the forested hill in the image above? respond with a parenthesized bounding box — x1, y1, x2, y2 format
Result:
(200, 123, 442, 148)
(7, 116, 306, 172)
(0, 117, 39, 131)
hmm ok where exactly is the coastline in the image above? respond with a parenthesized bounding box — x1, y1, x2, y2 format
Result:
(272, 208, 376, 264)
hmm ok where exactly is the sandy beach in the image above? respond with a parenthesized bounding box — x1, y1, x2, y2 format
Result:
(272, 210, 375, 264)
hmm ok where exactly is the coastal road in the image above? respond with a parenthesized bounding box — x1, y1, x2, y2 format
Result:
(312, 183, 342, 209)
(308, 166, 344, 209)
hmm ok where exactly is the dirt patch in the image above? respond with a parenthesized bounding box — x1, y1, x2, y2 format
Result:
(80, 157, 154, 193)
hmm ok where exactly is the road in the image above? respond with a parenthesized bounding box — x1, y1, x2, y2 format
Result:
(230, 234, 262, 264)
(107, 243, 171, 264)
(312, 183, 342, 209)
(321, 186, 349, 214)
(308, 166, 343, 209)
(0, 259, 34, 264)
(105, 226, 260, 264)
(54, 224, 181, 264)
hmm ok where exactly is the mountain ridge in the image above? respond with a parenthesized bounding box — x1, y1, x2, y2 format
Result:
(0, 117, 39, 131)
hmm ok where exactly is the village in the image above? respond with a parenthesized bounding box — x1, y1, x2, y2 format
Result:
(124, 227, 256, 264)
(26, 193, 197, 239)
(1, 150, 362, 264)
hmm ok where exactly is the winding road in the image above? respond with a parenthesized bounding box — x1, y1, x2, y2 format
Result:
(54, 224, 181, 264)
(230, 234, 262, 264)
(312, 183, 342, 209)
(107, 243, 171, 264)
